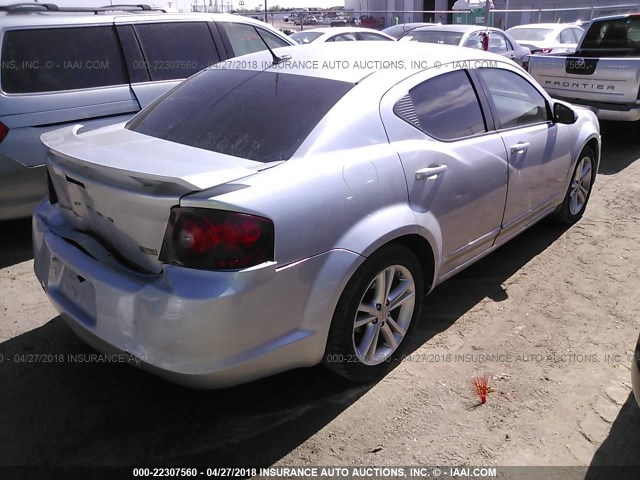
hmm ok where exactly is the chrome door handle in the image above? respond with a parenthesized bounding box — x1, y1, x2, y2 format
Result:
(510, 142, 530, 154)
(415, 164, 447, 180)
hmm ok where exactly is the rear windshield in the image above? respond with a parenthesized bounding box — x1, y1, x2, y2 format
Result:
(127, 69, 353, 162)
(290, 31, 323, 44)
(381, 25, 407, 39)
(508, 28, 553, 41)
(404, 30, 464, 46)
(581, 16, 640, 49)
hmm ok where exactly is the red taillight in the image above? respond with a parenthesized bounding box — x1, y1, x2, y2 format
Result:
(0, 122, 8, 143)
(159, 207, 275, 271)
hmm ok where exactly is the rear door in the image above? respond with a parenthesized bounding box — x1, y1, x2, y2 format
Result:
(115, 17, 223, 108)
(380, 68, 509, 275)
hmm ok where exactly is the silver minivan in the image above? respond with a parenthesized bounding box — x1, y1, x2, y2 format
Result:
(0, 3, 293, 220)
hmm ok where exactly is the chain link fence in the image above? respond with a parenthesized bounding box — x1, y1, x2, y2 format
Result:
(224, 4, 640, 32)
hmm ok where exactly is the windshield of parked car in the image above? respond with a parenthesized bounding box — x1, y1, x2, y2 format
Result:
(581, 16, 640, 49)
(403, 30, 464, 46)
(127, 69, 354, 162)
(290, 31, 323, 44)
(508, 28, 554, 41)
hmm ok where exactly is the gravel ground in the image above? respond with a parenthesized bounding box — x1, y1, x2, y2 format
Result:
(0, 122, 639, 475)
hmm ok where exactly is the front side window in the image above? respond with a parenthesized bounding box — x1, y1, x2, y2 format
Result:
(221, 23, 288, 57)
(127, 69, 353, 162)
(1, 26, 127, 93)
(477, 68, 549, 129)
(133, 22, 219, 81)
(395, 70, 487, 140)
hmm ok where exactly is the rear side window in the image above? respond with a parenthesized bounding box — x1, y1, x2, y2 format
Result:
(221, 23, 289, 57)
(1, 26, 127, 93)
(127, 69, 353, 162)
(559, 29, 575, 44)
(358, 32, 393, 41)
(395, 70, 487, 140)
(133, 22, 220, 81)
(488, 33, 509, 53)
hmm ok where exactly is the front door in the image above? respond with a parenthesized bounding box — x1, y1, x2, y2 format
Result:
(474, 67, 572, 242)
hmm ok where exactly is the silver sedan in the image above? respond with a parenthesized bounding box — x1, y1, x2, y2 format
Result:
(400, 24, 531, 67)
(33, 42, 600, 388)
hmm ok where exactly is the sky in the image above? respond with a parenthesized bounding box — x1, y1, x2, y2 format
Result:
(7, 0, 347, 12)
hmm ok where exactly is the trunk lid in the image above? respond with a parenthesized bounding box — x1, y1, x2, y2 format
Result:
(42, 124, 268, 273)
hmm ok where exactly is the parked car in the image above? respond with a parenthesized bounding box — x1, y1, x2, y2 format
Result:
(527, 13, 640, 121)
(291, 27, 395, 44)
(34, 42, 600, 388)
(382, 22, 439, 39)
(633, 332, 640, 407)
(507, 23, 584, 54)
(294, 15, 318, 26)
(0, 2, 294, 221)
(400, 25, 531, 67)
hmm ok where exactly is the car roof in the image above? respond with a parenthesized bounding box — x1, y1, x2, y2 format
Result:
(591, 12, 640, 22)
(217, 41, 505, 84)
(507, 23, 581, 30)
(296, 27, 389, 34)
(0, 9, 267, 29)
(411, 24, 498, 33)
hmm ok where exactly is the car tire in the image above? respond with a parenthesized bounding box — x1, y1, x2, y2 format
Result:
(323, 243, 424, 383)
(554, 146, 596, 224)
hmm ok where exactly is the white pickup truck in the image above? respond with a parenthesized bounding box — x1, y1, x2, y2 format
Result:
(528, 13, 640, 121)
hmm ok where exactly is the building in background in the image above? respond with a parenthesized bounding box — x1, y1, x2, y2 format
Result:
(345, 0, 640, 30)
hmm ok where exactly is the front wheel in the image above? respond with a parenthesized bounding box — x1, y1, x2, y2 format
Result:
(554, 146, 596, 224)
(323, 244, 424, 383)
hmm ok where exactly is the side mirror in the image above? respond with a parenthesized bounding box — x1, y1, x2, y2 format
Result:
(554, 102, 577, 124)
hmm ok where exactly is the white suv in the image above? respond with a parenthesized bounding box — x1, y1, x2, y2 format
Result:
(0, 3, 293, 220)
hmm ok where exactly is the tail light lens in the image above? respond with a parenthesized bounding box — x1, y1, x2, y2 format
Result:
(159, 207, 275, 271)
(0, 122, 8, 143)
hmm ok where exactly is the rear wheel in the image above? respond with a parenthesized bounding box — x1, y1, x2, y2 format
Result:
(554, 146, 596, 224)
(323, 244, 424, 383)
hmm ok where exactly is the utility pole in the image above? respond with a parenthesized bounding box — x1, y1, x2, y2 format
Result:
(484, 0, 490, 26)
(264, 1, 268, 23)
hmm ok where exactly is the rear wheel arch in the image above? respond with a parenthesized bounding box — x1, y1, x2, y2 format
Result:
(386, 234, 436, 294)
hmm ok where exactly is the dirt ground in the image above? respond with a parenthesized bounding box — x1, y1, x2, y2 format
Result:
(0, 122, 639, 476)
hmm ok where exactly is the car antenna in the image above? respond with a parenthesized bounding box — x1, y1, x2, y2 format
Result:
(254, 29, 291, 65)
